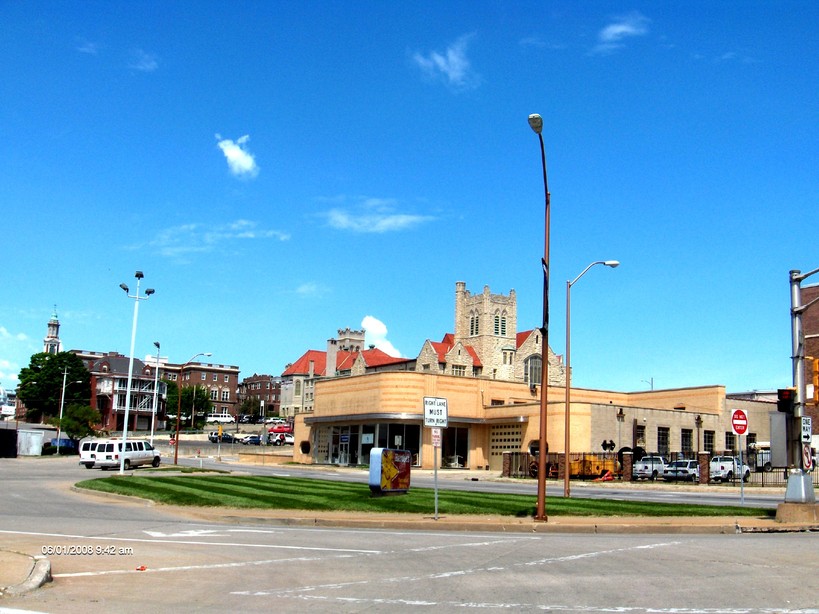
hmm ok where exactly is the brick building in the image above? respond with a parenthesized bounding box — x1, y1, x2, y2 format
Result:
(238, 374, 282, 418)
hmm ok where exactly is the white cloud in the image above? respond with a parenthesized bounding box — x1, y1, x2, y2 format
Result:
(216, 134, 259, 178)
(130, 48, 159, 72)
(362, 316, 401, 357)
(592, 12, 650, 55)
(139, 219, 288, 259)
(0, 328, 29, 388)
(321, 196, 434, 233)
(294, 283, 329, 298)
(412, 33, 480, 90)
(76, 39, 99, 55)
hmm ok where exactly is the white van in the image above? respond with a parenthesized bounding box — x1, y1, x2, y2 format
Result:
(88, 438, 161, 470)
(78, 438, 100, 469)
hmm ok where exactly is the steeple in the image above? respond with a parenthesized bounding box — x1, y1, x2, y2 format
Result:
(44, 305, 62, 354)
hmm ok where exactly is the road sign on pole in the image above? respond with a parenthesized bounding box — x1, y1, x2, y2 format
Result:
(803, 444, 814, 471)
(731, 409, 748, 436)
(423, 397, 448, 428)
(801, 416, 812, 443)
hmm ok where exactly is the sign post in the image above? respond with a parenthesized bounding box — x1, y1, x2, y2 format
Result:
(731, 409, 749, 505)
(424, 397, 448, 520)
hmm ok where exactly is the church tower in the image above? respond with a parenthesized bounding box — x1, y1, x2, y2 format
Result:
(454, 282, 517, 380)
(43, 306, 62, 355)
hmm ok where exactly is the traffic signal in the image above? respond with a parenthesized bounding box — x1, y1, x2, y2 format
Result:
(777, 388, 795, 414)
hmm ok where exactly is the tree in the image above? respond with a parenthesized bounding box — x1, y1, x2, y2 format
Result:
(17, 352, 91, 423)
(50, 404, 101, 442)
(238, 395, 262, 419)
(165, 381, 212, 430)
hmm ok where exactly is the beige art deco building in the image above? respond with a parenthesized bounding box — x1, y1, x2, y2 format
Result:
(291, 282, 776, 470)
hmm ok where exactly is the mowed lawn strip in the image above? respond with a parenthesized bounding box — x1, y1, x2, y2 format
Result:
(75, 475, 774, 518)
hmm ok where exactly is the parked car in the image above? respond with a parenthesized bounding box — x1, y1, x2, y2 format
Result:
(208, 431, 236, 443)
(632, 455, 667, 480)
(242, 435, 262, 446)
(662, 459, 699, 481)
(709, 456, 751, 482)
(269, 432, 294, 446)
(205, 414, 234, 424)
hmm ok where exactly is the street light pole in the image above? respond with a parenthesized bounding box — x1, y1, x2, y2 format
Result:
(528, 113, 550, 522)
(173, 352, 211, 465)
(118, 271, 155, 474)
(563, 260, 619, 497)
(56, 369, 84, 454)
(150, 341, 160, 447)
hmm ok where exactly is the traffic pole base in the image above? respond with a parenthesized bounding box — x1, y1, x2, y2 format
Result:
(783, 470, 816, 504)
(776, 502, 819, 524)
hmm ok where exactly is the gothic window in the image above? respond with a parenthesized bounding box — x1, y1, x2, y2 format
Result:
(524, 356, 542, 384)
(452, 365, 466, 377)
(493, 313, 507, 336)
(469, 313, 480, 336)
(210, 389, 217, 400)
(221, 390, 230, 402)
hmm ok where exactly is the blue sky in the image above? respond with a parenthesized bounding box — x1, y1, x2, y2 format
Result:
(1, 2, 816, 395)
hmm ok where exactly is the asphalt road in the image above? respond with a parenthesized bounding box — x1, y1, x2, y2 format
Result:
(1, 457, 817, 614)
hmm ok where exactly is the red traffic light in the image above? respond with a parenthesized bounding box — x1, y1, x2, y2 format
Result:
(777, 388, 796, 413)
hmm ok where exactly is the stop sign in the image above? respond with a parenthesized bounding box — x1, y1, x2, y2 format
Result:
(731, 409, 748, 436)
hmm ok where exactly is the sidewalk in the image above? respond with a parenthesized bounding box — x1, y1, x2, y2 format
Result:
(0, 550, 50, 598)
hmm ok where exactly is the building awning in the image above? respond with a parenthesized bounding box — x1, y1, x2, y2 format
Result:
(304, 413, 529, 426)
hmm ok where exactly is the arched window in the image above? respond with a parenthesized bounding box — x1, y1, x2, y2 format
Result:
(469, 312, 480, 336)
(493, 312, 507, 336)
(524, 355, 542, 385)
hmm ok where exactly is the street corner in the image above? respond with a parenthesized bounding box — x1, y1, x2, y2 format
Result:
(0, 551, 51, 597)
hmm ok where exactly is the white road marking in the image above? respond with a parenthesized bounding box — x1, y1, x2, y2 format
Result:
(0, 529, 381, 553)
(233, 541, 682, 597)
(53, 554, 359, 578)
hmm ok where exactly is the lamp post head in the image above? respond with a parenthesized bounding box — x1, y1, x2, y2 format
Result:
(134, 271, 144, 280)
(528, 114, 543, 134)
(153, 341, 160, 350)
(145, 288, 155, 296)
(603, 260, 620, 268)
(119, 283, 129, 293)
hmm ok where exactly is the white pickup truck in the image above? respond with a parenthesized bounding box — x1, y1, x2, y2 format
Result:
(632, 455, 667, 480)
(709, 456, 751, 482)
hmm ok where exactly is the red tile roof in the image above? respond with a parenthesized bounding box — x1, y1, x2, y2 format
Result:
(283, 347, 408, 376)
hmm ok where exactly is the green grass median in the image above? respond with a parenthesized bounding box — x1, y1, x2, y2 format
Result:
(75, 474, 774, 518)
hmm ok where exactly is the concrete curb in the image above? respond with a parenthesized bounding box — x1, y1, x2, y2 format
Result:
(0, 553, 51, 597)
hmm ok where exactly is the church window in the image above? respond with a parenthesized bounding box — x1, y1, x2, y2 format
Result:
(469, 313, 480, 336)
(524, 356, 542, 385)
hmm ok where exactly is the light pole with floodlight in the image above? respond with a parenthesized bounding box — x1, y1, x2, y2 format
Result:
(528, 112, 550, 522)
(173, 352, 212, 465)
(150, 341, 160, 446)
(119, 271, 155, 474)
(563, 260, 619, 497)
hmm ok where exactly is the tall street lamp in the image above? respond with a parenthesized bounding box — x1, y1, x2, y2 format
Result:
(150, 341, 160, 446)
(119, 271, 155, 474)
(563, 260, 619, 497)
(56, 367, 83, 455)
(529, 112, 550, 522)
(173, 352, 211, 465)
